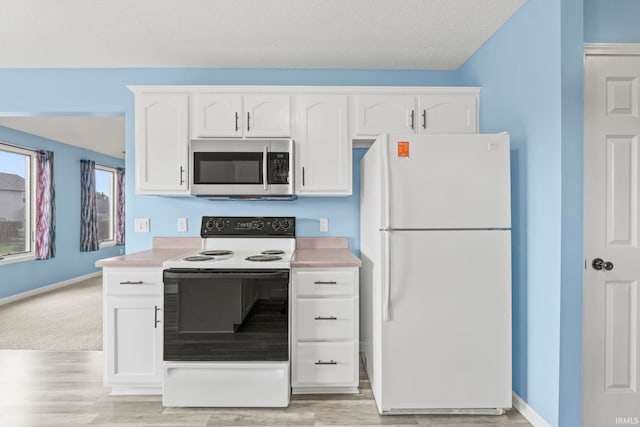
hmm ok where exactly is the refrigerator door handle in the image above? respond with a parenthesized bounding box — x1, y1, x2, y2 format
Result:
(382, 230, 391, 321)
(381, 134, 391, 230)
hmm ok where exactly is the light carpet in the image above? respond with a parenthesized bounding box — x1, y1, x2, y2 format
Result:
(0, 276, 102, 351)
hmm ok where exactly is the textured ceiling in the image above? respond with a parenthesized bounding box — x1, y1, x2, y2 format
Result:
(0, 0, 526, 70)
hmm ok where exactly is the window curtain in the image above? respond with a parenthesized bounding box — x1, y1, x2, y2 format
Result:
(116, 168, 125, 246)
(80, 159, 99, 252)
(35, 150, 55, 260)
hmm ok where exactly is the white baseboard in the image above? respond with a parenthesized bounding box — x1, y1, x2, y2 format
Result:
(513, 392, 552, 427)
(0, 271, 102, 306)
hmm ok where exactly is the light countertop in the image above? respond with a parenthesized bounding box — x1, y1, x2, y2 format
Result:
(95, 236, 361, 268)
(290, 237, 361, 268)
(95, 237, 201, 268)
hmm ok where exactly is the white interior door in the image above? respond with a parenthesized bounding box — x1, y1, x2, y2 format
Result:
(584, 52, 640, 427)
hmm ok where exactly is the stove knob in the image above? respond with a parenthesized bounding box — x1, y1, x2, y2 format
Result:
(281, 220, 290, 230)
(255, 220, 265, 229)
(215, 220, 225, 230)
(205, 219, 214, 230)
(272, 220, 281, 230)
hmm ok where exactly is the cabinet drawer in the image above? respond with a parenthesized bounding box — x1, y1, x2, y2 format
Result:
(296, 299, 355, 340)
(294, 269, 355, 297)
(104, 268, 163, 296)
(295, 342, 357, 386)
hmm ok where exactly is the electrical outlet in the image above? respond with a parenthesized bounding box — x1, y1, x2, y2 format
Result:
(319, 218, 329, 232)
(177, 218, 188, 232)
(134, 218, 150, 233)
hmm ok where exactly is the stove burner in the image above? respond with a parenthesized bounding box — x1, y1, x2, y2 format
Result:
(200, 250, 234, 256)
(261, 250, 285, 255)
(183, 255, 215, 262)
(245, 255, 283, 262)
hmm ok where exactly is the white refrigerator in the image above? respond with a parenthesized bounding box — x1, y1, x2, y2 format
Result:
(360, 133, 512, 415)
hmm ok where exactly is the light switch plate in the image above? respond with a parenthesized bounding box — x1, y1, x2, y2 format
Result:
(319, 218, 329, 233)
(177, 217, 188, 232)
(134, 218, 150, 233)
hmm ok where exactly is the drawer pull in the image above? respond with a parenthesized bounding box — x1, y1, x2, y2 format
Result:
(314, 316, 337, 320)
(119, 280, 144, 285)
(314, 281, 337, 285)
(315, 360, 337, 365)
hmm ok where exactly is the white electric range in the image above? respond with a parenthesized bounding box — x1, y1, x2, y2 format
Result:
(162, 216, 295, 408)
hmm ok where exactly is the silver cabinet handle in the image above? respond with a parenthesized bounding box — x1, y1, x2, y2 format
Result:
(314, 281, 337, 285)
(247, 112, 251, 132)
(119, 281, 143, 285)
(314, 316, 337, 320)
(315, 360, 337, 365)
(154, 305, 160, 328)
(302, 166, 305, 187)
(235, 111, 239, 132)
(410, 110, 415, 129)
(422, 110, 427, 129)
(179, 166, 184, 185)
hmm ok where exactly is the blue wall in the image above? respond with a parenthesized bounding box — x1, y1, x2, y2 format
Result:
(584, 0, 640, 42)
(0, 68, 460, 299)
(459, 0, 563, 424)
(559, 0, 584, 426)
(0, 126, 124, 298)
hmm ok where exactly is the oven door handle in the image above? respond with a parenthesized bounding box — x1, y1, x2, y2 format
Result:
(163, 269, 290, 280)
(263, 146, 268, 190)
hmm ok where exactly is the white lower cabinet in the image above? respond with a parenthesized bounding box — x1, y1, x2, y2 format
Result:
(291, 267, 359, 394)
(103, 267, 163, 394)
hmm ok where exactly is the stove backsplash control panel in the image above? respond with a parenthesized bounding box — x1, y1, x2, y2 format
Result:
(200, 216, 296, 237)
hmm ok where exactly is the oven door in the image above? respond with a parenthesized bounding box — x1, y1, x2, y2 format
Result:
(163, 269, 289, 362)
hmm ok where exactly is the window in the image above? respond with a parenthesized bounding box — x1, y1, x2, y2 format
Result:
(95, 165, 118, 246)
(0, 142, 35, 262)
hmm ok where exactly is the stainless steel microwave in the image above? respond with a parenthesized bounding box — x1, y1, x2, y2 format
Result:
(190, 139, 294, 199)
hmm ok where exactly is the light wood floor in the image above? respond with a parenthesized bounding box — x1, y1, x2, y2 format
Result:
(0, 350, 531, 427)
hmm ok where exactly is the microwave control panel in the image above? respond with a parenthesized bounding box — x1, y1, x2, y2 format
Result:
(268, 152, 290, 184)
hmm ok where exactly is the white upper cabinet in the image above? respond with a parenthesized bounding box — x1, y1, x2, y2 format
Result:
(192, 93, 291, 138)
(244, 95, 291, 137)
(419, 94, 477, 134)
(294, 95, 351, 196)
(354, 91, 478, 137)
(356, 95, 416, 135)
(135, 93, 189, 194)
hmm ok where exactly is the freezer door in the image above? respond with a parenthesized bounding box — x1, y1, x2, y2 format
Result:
(380, 230, 512, 411)
(383, 134, 511, 229)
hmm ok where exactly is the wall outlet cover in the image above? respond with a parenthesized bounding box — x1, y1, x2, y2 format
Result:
(319, 218, 329, 232)
(177, 217, 188, 232)
(134, 218, 150, 233)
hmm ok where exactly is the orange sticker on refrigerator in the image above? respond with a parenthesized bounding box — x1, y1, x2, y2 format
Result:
(397, 141, 410, 157)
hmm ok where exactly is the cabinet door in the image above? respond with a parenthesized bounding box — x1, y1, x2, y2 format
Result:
(192, 93, 242, 137)
(295, 95, 351, 196)
(418, 94, 478, 134)
(244, 94, 291, 137)
(135, 93, 189, 193)
(104, 297, 163, 386)
(356, 95, 416, 136)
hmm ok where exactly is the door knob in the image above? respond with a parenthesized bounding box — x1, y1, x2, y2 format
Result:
(592, 258, 614, 271)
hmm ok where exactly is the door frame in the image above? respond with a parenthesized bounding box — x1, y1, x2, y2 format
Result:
(583, 42, 640, 425)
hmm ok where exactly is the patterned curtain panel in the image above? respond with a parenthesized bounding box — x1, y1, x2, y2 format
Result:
(116, 168, 125, 246)
(35, 150, 55, 260)
(80, 159, 99, 252)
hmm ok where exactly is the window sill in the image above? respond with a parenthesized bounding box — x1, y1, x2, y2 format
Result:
(0, 253, 36, 266)
(99, 241, 116, 249)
